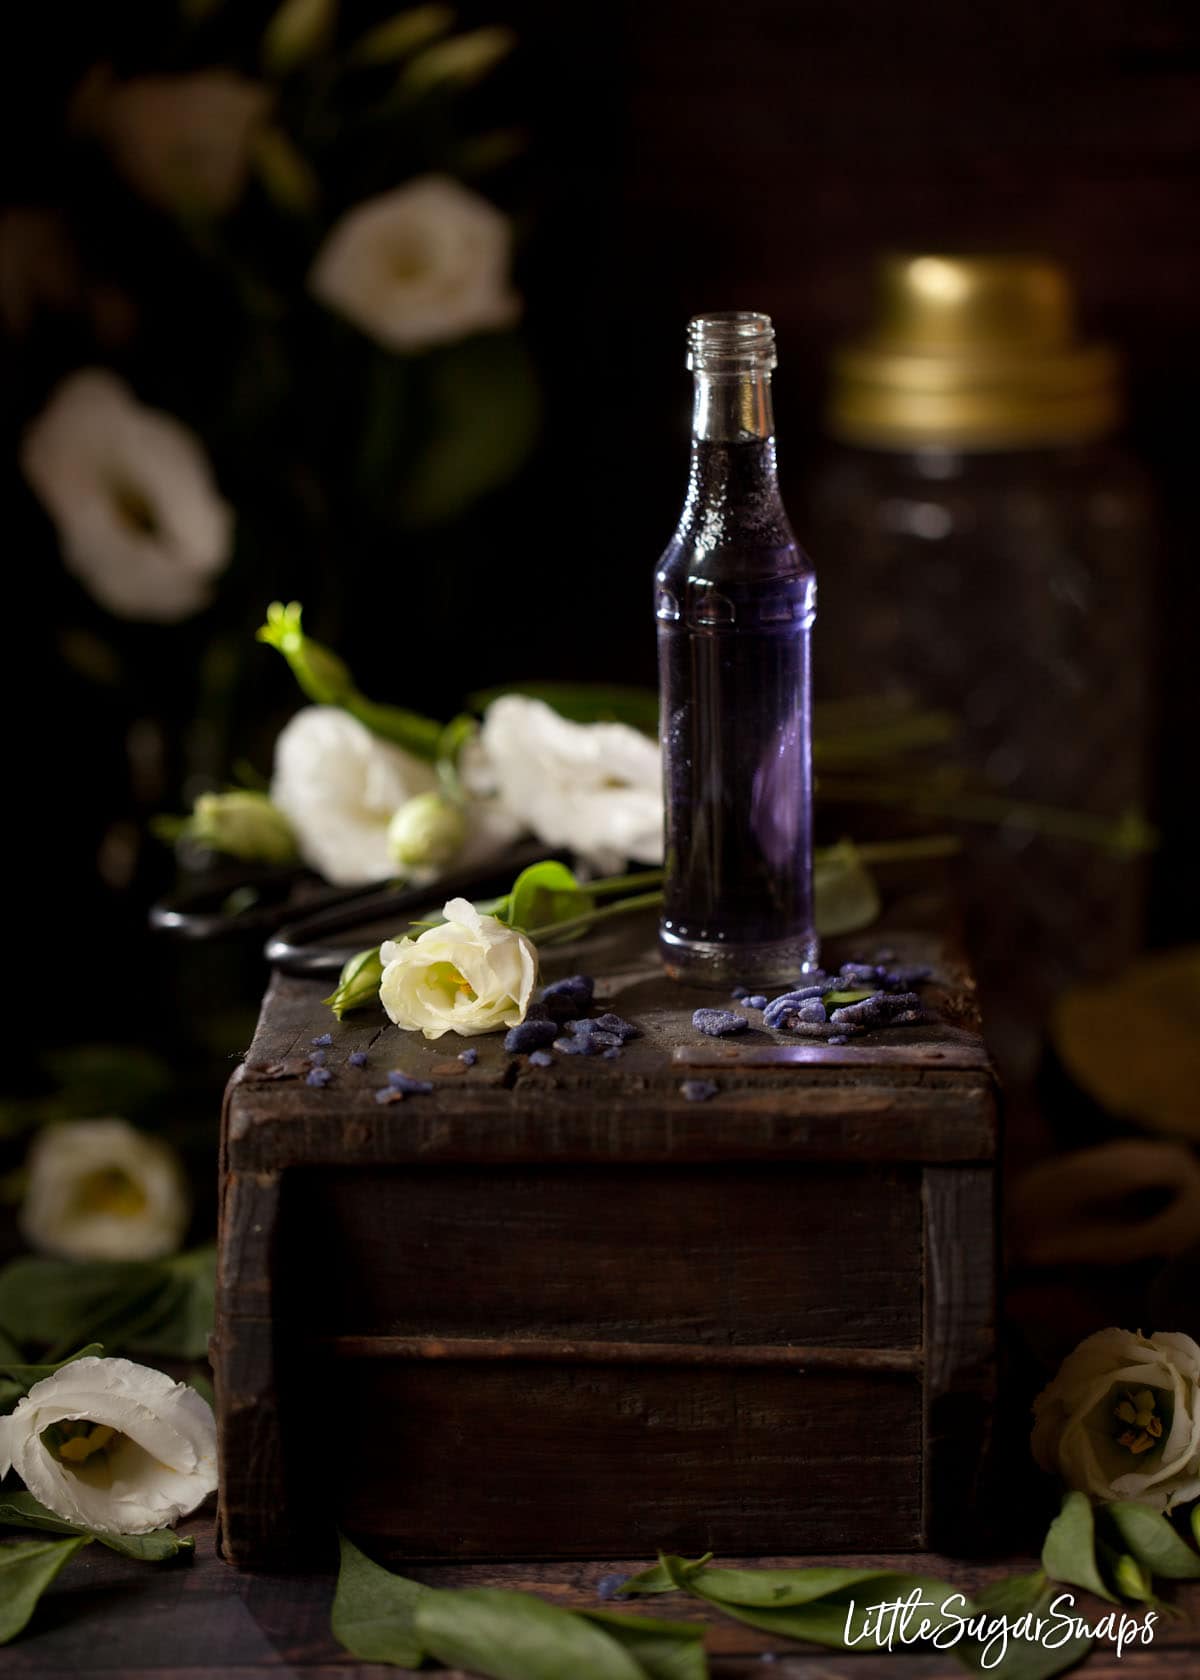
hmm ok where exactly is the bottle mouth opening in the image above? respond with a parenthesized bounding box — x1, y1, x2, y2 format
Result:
(688, 311, 777, 373)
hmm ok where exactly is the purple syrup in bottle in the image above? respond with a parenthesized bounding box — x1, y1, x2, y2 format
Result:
(656, 313, 818, 986)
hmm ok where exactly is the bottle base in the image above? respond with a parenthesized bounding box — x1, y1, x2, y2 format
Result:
(659, 925, 820, 989)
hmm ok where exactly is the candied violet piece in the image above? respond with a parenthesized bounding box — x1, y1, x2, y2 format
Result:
(528, 1049, 554, 1068)
(731, 985, 750, 999)
(524, 1000, 551, 1022)
(541, 974, 595, 1018)
(311, 1033, 333, 1047)
(829, 990, 924, 1029)
(890, 963, 933, 989)
(596, 1572, 630, 1601)
(374, 1086, 402, 1104)
(503, 1019, 560, 1053)
(776, 1017, 837, 1038)
(602, 1046, 622, 1059)
(305, 1066, 332, 1087)
(591, 1012, 641, 1042)
(567, 1021, 622, 1048)
(458, 1046, 478, 1066)
(308, 1048, 327, 1065)
(745, 995, 768, 1011)
(838, 961, 880, 984)
(794, 998, 827, 1024)
(680, 1079, 719, 1103)
(347, 1050, 368, 1068)
(387, 1070, 434, 1094)
(693, 1007, 749, 1038)
(553, 1035, 593, 1056)
(762, 985, 829, 1029)
(828, 1034, 850, 1046)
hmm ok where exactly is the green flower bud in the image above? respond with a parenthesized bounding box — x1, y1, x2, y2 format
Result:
(323, 946, 384, 1019)
(257, 601, 354, 707)
(187, 791, 297, 865)
(387, 792, 467, 871)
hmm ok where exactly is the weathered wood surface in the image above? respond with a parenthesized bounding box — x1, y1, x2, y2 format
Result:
(216, 886, 998, 1565)
(8, 1510, 1198, 1679)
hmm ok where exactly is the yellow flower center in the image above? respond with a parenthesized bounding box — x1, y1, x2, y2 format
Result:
(72, 1167, 148, 1220)
(49, 1420, 120, 1464)
(110, 479, 161, 537)
(1114, 1387, 1165, 1456)
(425, 962, 477, 1005)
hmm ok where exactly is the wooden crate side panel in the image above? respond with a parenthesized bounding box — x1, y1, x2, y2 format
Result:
(278, 1164, 923, 1348)
(324, 1361, 924, 1558)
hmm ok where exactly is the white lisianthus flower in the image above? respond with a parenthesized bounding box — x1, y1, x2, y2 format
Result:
(380, 896, 536, 1038)
(21, 370, 233, 622)
(20, 1120, 189, 1263)
(77, 67, 271, 216)
(1032, 1328, 1200, 1510)
(0, 1357, 217, 1534)
(480, 695, 663, 875)
(308, 175, 520, 352)
(271, 705, 439, 885)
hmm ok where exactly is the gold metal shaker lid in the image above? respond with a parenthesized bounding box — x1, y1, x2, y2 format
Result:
(826, 255, 1121, 449)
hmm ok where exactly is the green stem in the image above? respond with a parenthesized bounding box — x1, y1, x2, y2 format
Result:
(525, 889, 663, 944)
(831, 834, 961, 865)
(571, 869, 664, 899)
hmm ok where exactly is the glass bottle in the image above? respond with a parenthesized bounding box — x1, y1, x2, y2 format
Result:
(805, 257, 1155, 1131)
(656, 312, 818, 987)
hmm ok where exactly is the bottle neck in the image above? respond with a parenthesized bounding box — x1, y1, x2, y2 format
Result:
(692, 370, 776, 444)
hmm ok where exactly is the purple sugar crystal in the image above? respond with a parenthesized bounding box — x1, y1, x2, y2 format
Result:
(305, 1066, 332, 1087)
(528, 1049, 554, 1067)
(680, 1079, 719, 1102)
(308, 1048, 327, 1065)
(794, 998, 827, 1024)
(829, 990, 924, 1029)
(838, 962, 880, 984)
(745, 995, 768, 1010)
(541, 974, 595, 1018)
(693, 1007, 748, 1038)
(597, 1573, 630, 1601)
(347, 1050, 368, 1068)
(458, 1046, 478, 1066)
(731, 985, 750, 999)
(828, 1034, 850, 1045)
(591, 1012, 641, 1042)
(504, 1019, 560, 1053)
(553, 1035, 592, 1056)
(387, 1070, 434, 1094)
(311, 1033, 333, 1047)
(763, 985, 830, 1029)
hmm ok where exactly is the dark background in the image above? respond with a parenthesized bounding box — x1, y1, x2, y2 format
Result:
(4, 0, 1198, 1054)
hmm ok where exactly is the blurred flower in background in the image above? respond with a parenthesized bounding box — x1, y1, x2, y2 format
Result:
(21, 370, 233, 621)
(309, 174, 519, 350)
(20, 1119, 190, 1262)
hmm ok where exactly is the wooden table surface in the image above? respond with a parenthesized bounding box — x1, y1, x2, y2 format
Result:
(7, 1507, 1198, 1678)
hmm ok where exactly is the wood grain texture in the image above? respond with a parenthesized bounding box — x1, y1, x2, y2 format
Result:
(217, 892, 998, 1565)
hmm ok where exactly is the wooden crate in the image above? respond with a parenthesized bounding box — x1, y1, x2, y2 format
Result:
(215, 890, 997, 1567)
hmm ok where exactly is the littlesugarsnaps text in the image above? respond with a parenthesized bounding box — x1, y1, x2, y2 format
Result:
(845, 1588, 1156, 1669)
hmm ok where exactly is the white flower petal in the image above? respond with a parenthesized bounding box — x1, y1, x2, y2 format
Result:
(379, 896, 536, 1039)
(19, 1119, 189, 1263)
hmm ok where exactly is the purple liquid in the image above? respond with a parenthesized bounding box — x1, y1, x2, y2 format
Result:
(656, 439, 816, 979)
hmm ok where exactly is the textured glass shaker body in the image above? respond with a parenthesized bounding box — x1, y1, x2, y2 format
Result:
(656, 313, 818, 986)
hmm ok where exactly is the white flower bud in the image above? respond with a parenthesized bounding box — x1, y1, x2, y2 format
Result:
(387, 792, 467, 871)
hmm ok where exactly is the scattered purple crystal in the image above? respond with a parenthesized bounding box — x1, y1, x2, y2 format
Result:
(794, 998, 827, 1024)
(387, 1070, 434, 1094)
(597, 1573, 630, 1601)
(745, 995, 768, 1011)
(347, 1050, 368, 1068)
(693, 1007, 748, 1037)
(602, 1046, 622, 1058)
(374, 1086, 403, 1104)
(838, 961, 880, 984)
(308, 1048, 327, 1065)
(541, 974, 595, 1018)
(504, 1019, 560, 1053)
(828, 1034, 850, 1045)
(591, 1012, 641, 1042)
(305, 1065, 333, 1087)
(458, 1047, 478, 1066)
(680, 1079, 719, 1102)
(731, 985, 750, 999)
(829, 990, 925, 1029)
(567, 1021, 622, 1048)
(763, 985, 829, 1029)
(524, 1000, 551, 1022)
(528, 1049, 554, 1068)
(311, 1033, 333, 1047)
(553, 1035, 592, 1056)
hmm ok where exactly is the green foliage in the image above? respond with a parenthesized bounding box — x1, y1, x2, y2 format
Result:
(331, 1534, 707, 1678)
(957, 1572, 1093, 1679)
(0, 1247, 214, 1363)
(0, 1493, 194, 1562)
(324, 946, 385, 1018)
(504, 860, 593, 939)
(1104, 1503, 1200, 1580)
(1041, 1492, 1116, 1603)
(0, 1536, 90, 1646)
(813, 839, 882, 937)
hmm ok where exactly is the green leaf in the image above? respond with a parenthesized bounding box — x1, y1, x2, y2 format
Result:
(0, 1493, 193, 1561)
(621, 1554, 712, 1597)
(506, 860, 591, 938)
(396, 335, 540, 527)
(1105, 1501, 1200, 1580)
(414, 1587, 648, 1680)
(821, 988, 876, 1006)
(258, 602, 442, 759)
(580, 1610, 708, 1680)
(262, 0, 336, 75)
(954, 1574, 1093, 1679)
(0, 1343, 104, 1393)
(325, 946, 385, 1019)
(1111, 1553, 1155, 1603)
(0, 1536, 90, 1645)
(1041, 1491, 1116, 1603)
(331, 1533, 430, 1668)
(435, 712, 480, 800)
(814, 839, 882, 938)
(468, 681, 660, 735)
(0, 1248, 214, 1363)
(351, 5, 453, 64)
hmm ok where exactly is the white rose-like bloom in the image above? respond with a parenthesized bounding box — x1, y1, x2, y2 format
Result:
(0, 1357, 216, 1534)
(20, 1120, 189, 1263)
(380, 896, 536, 1039)
(21, 370, 233, 622)
(271, 705, 438, 885)
(480, 695, 663, 875)
(1032, 1328, 1200, 1510)
(308, 175, 520, 352)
